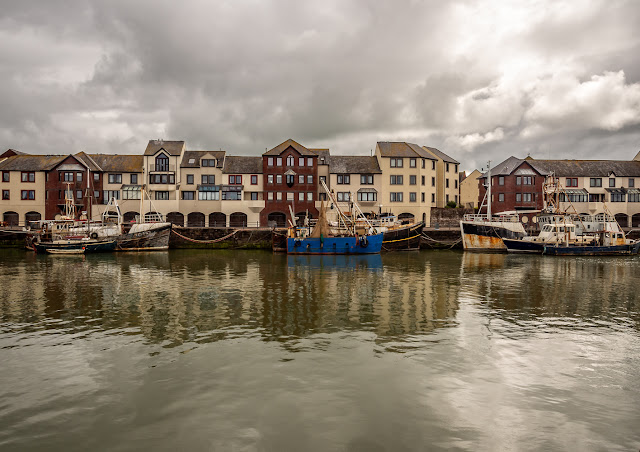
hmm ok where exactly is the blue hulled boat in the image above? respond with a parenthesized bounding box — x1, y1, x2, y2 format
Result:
(287, 233, 383, 255)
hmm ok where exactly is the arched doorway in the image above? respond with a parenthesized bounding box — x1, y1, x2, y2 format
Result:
(614, 213, 629, 228)
(3, 211, 18, 226)
(632, 213, 640, 228)
(25, 211, 41, 226)
(229, 212, 247, 227)
(398, 213, 414, 224)
(267, 212, 287, 228)
(166, 212, 184, 226)
(209, 212, 226, 227)
(144, 211, 163, 223)
(295, 211, 312, 227)
(123, 211, 138, 223)
(187, 212, 205, 227)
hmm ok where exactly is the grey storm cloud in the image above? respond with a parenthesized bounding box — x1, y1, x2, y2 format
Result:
(1, 0, 640, 171)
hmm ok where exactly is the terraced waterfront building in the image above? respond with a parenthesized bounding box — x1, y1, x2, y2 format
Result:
(0, 139, 460, 228)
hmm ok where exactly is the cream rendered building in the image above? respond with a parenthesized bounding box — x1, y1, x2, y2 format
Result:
(460, 169, 482, 209)
(325, 155, 382, 220)
(177, 150, 226, 226)
(422, 146, 460, 207)
(220, 156, 264, 227)
(0, 155, 48, 226)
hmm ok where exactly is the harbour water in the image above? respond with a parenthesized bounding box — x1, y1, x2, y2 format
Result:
(0, 249, 639, 451)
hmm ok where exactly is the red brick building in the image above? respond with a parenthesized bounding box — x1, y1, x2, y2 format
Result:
(478, 157, 545, 213)
(260, 139, 319, 227)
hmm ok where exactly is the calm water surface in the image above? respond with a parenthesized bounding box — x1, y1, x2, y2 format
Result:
(0, 249, 639, 451)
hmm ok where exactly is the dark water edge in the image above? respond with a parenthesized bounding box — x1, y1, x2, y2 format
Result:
(0, 249, 639, 451)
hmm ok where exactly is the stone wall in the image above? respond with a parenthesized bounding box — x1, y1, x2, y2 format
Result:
(169, 226, 275, 249)
(429, 207, 474, 228)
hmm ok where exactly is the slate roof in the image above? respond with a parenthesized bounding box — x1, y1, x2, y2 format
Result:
(264, 139, 317, 156)
(88, 154, 144, 173)
(482, 156, 528, 177)
(329, 156, 381, 174)
(423, 146, 459, 164)
(377, 142, 436, 160)
(484, 156, 640, 178)
(222, 156, 263, 174)
(144, 140, 185, 156)
(309, 148, 331, 164)
(181, 150, 226, 168)
(0, 154, 65, 171)
(0, 149, 26, 158)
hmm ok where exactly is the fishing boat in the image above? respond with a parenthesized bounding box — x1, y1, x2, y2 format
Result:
(460, 160, 526, 251)
(542, 222, 639, 256)
(34, 238, 117, 254)
(358, 213, 424, 251)
(503, 216, 588, 253)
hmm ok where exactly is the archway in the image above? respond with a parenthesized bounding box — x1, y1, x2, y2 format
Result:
(166, 212, 184, 227)
(209, 212, 226, 227)
(229, 212, 247, 227)
(123, 211, 138, 223)
(267, 212, 287, 228)
(144, 211, 163, 223)
(25, 211, 41, 226)
(398, 213, 414, 224)
(295, 211, 312, 227)
(3, 211, 18, 226)
(187, 212, 205, 227)
(632, 213, 640, 228)
(614, 213, 629, 228)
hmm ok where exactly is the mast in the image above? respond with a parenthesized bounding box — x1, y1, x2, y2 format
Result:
(486, 160, 492, 219)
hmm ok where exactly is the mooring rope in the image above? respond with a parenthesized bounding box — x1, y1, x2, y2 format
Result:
(171, 229, 238, 244)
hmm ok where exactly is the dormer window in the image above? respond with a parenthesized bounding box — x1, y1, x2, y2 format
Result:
(155, 154, 169, 171)
(201, 159, 215, 167)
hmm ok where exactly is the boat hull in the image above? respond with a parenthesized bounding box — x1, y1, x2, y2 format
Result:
(543, 242, 640, 256)
(381, 222, 424, 251)
(34, 239, 117, 254)
(116, 223, 171, 251)
(287, 233, 383, 254)
(460, 221, 526, 252)
(502, 238, 544, 254)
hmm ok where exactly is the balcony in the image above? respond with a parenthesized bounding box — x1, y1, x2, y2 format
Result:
(148, 164, 176, 173)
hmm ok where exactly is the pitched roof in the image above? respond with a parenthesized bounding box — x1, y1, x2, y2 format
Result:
(0, 154, 65, 171)
(422, 146, 459, 164)
(309, 148, 331, 164)
(181, 150, 226, 168)
(222, 156, 263, 174)
(529, 159, 640, 177)
(264, 139, 317, 156)
(144, 140, 185, 156)
(1, 149, 26, 158)
(482, 156, 527, 177)
(329, 156, 381, 174)
(88, 154, 144, 173)
(377, 142, 436, 159)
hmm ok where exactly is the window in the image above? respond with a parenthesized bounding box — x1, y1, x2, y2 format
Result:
(21, 190, 35, 200)
(516, 176, 521, 185)
(629, 178, 635, 188)
(149, 174, 175, 184)
(446, 163, 450, 172)
(421, 176, 425, 186)
(130, 174, 138, 184)
(108, 174, 122, 184)
(390, 158, 403, 168)
(360, 175, 373, 185)
(409, 192, 417, 202)
(182, 191, 195, 200)
(276, 157, 282, 166)
(268, 174, 274, 184)
(198, 188, 220, 201)
(590, 178, 602, 187)
(251, 192, 258, 201)
(390, 175, 403, 185)
(357, 191, 377, 202)
(2, 171, 9, 182)
(609, 178, 616, 188)
(299, 175, 305, 184)
(522, 176, 533, 185)
(432, 161, 436, 170)
(390, 192, 403, 202)
(455, 180, 458, 189)
(277, 192, 282, 200)
(410, 158, 416, 168)
(307, 175, 313, 184)
(251, 175, 258, 185)
(2, 190, 9, 200)
(222, 187, 242, 200)
(94, 173, 99, 182)
(410, 175, 417, 185)
(76, 190, 82, 199)
(201, 159, 215, 167)
(307, 192, 313, 201)
(559, 192, 588, 203)
(20, 172, 35, 183)
(498, 193, 504, 202)
(63, 172, 74, 182)
(286, 174, 294, 185)
(611, 192, 625, 202)
(337, 192, 350, 202)
(446, 179, 449, 188)
(523, 193, 532, 202)
(629, 192, 640, 202)
(499, 176, 504, 185)
(566, 178, 578, 187)
(77, 172, 83, 182)
(431, 177, 436, 187)
(94, 190, 100, 200)
(431, 193, 435, 203)
(446, 194, 450, 203)
(298, 157, 304, 166)
(229, 175, 242, 185)
(319, 176, 327, 184)
(122, 187, 140, 200)
(105, 190, 120, 201)
(337, 174, 350, 184)
(455, 165, 458, 173)
(267, 192, 274, 200)
(267, 157, 274, 167)
(187, 174, 194, 185)
(516, 193, 522, 202)
(201, 175, 215, 184)
(276, 175, 282, 184)
(287, 155, 294, 166)
(155, 154, 169, 171)
(298, 192, 304, 201)
(155, 191, 169, 200)
(589, 193, 605, 202)
(307, 158, 313, 167)
(421, 193, 425, 202)
(287, 192, 294, 201)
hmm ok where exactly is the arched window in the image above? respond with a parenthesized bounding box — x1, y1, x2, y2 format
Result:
(155, 154, 169, 171)
(286, 155, 295, 166)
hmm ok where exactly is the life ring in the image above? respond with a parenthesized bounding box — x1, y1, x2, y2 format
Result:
(360, 236, 369, 248)
(294, 239, 301, 247)
(90, 232, 98, 240)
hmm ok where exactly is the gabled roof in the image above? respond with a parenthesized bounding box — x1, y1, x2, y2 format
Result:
(263, 139, 317, 156)
(529, 159, 640, 177)
(330, 156, 381, 174)
(482, 156, 527, 177)
(422, 146, 459, 164)
(181, 150, 226, 168)
(1, 149, 26, 158)
(73, 152, 102, 172)
(222, 156, 263, 174)
(144, 140, 185, 156)
(309, 148, 331, 164)
(377, 142, 436, 159)
(88, 154, 144, 173)
(0, 154, 66, 171)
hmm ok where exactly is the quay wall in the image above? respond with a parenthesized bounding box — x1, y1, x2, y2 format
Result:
(169, 226, 275, 250)
(430, 207, 475, 228)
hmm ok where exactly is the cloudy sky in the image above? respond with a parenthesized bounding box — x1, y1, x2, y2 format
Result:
(1, 0, 640, 171)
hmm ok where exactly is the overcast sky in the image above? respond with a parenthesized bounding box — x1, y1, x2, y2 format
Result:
(1, 0, 640, 171)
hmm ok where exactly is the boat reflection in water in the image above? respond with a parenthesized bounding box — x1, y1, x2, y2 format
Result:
(286, 253, 382, 270)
